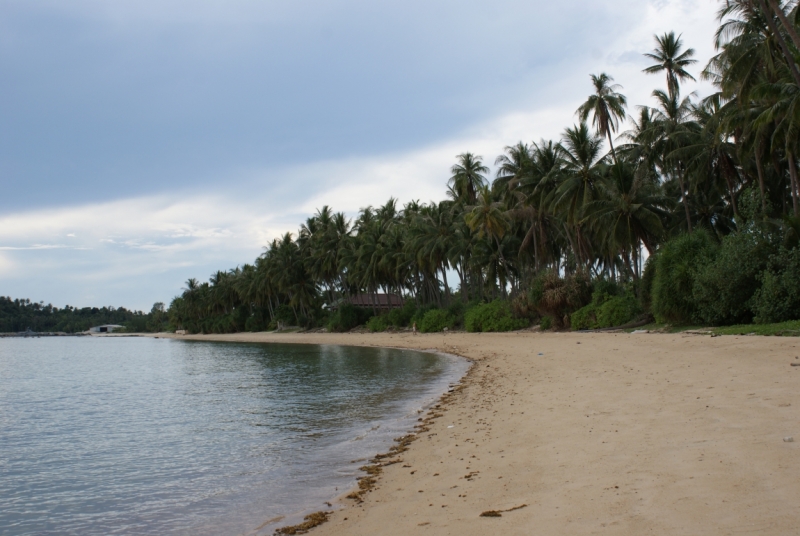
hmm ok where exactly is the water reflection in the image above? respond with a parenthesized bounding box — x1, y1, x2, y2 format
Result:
(0, 338, 467, 535)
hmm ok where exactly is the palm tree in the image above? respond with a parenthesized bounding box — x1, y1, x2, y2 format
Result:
(465, 186, 511, 294)
(554, 123, 607, 223)
(577, 73, 628, 163)
(757, 0, 800, 87)
(167, 5, 800, 333)
(583, 161, 671, 278)
(643, 32, 698, 99)
(647, 88, 698, 232)
(494, 142, 532, 196)
(449, 153, 488, 205)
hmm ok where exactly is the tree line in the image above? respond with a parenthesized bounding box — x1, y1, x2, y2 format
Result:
(168, 1, 800, 334)
(0, 297, 167, 333)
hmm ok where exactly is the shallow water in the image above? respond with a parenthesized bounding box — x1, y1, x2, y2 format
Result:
(0, 337, 468, 535)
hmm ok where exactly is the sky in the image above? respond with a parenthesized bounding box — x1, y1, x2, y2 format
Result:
(1, 0, 722, 311)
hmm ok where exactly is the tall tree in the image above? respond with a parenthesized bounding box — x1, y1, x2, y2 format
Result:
(449, 153, 489, 205)
(643, 31, 698, 99)
(577, 73, 628, 163)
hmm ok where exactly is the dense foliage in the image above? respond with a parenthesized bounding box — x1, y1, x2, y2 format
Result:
(166, 1, 800, 333)
(571, 282, 643, 330)
(0, 297, 159, 333)
(465, 300, 528, 333)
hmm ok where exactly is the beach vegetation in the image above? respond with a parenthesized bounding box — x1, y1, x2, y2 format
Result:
(327, 304, 370, 333)
(418, 309, 456, 333)
(712, 319, 800, 336)
(571, 281, 642, 330)
(161, 3, 800, 336)
(752, 247, 800, 323)
(465, 300, 529, 332)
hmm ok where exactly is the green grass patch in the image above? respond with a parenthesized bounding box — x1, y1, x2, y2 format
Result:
(621, 323, 704, 333)
(712, 320, 800, 337)
(620, 320, 800, 336)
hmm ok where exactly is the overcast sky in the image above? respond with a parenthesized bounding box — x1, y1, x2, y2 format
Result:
(1, 0, 721, 311)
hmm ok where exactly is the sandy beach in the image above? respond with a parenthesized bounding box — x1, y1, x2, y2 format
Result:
(156, 330, 800, 535)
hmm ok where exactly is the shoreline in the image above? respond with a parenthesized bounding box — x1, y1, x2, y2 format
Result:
(152, 330, 800, 535)
(153, 333, 475, 534)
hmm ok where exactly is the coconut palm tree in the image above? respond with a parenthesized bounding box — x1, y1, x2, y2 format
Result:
(583, 161, 671, 278)
(494, 142, 532, 197)
(647, 88, 698, 232)
(449, 153, 489, 205)
(554, 123, 607, 223)
(643, 31, 698, 99)
(577, 73, 628, 163)
(465, 186, 512, 294)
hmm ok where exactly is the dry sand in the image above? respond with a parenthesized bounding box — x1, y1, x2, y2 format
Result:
(155, 330, 800, 535)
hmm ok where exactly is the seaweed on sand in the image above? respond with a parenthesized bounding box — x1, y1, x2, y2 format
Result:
(479, 504, 528, 517)
(274, 511, 331, 534)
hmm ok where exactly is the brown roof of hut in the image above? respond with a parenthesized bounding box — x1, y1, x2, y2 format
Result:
(338, 293, 404, 310)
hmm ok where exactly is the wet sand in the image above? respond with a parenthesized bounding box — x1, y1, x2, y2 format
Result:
(155, 330, 800, 535)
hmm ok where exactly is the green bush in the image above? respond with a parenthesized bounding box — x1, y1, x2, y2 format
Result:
(418, 309, 455, 333)
(692, 228, 776, 325)
(571, 282, 641, 330)
(366, 315, 391, 332)
(327, 304, 371, 332)
(245, 315, 268, 332)
(274, 304, 296, 325)
(752, 247, 800, 323)
(570, 303, 597, 330)
(595, 294, 642, 327)
(651, 231, 718, 324)
(410, 303, 437, 327)
(539, 315, 553, 330)
(465, 300, 529, 333)
(446, 301, 467, 328)
(386, 301, 417, 327)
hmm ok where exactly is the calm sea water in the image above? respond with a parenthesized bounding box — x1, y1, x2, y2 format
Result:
(0, 337, 468, 535)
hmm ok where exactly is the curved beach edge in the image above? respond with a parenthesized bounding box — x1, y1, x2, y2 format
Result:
(148, 330, 800, 536)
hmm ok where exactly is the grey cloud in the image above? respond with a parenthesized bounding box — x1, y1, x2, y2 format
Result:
(1, 0, 644, 211)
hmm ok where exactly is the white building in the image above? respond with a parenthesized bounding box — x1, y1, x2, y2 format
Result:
(88, 324, 124, 333)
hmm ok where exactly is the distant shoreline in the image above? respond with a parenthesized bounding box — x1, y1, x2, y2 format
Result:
(147, 330, 800, 535)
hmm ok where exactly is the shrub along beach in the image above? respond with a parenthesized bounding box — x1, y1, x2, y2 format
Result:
(167, 6, 800, 337)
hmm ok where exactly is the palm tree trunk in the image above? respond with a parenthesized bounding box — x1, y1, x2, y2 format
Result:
(456, 265, 467, 303)
(677, 172, 693, 232)
(716, 151, 741, 220)
(494, 236, 509, 299)
(769, 0, 800, 51)
(788, 149, 800, 216)
(441, 267, 451, 306)
(606, 131, 617, 164)
(757, 0, 800, 87)
(532, 221, 540, 273)
(564, 224, 579, 271)
(755, 144, 768, 214)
